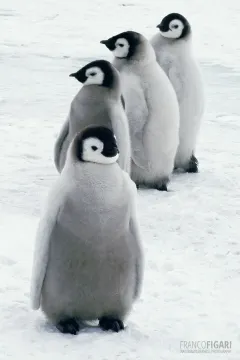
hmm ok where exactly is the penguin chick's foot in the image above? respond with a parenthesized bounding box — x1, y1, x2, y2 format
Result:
(186, 154, 198, 173)
(155, 183, 168, 191)
(153, 178, 169, 191)
(99, 317, 125, 332)
(56, 318, 80, 335)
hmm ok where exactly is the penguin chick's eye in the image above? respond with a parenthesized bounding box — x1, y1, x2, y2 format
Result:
(172, 24, 179, 29)
(118, 43, 124, 47)
(89, 72, 96, 76)
(91, 146, 98, 151)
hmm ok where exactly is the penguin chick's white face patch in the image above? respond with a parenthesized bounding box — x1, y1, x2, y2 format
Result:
(84, 67, 104, 86)
(161, 19, 184, 39)
(113, 38, 130, 58)
(82, 137, 119, 164)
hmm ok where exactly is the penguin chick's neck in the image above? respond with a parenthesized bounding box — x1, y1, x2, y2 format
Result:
(82, 77, 121, 102)
(63, 154, 119, 187)
(151, 32, 193, 60)
(113, 40, 157, 68)
(157, 31, 192, 48)
(82, 69, 121, 99)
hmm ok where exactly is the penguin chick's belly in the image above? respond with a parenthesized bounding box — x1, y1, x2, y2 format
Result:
(41, 223, 135, 323)
(174, 95, 203, 168)
(131, 113, 178, 185)
(130, 69, 179, 185)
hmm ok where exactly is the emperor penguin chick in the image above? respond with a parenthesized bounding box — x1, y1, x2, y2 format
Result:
(54, 59, 131, 174)
(101, 31, 180, 191)
(150, 13, 205, 172)
(30, 126, 143, 335)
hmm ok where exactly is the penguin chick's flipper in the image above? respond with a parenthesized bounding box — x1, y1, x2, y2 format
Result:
(120, 94, 125, 109)
(99, 317, 125, 332)
(123, 77, 149, 170)
(54, 117, 70, 172)
(122, 171, 144, 300)
(56, 318, 80, 335)
(186, 154, 198, 173)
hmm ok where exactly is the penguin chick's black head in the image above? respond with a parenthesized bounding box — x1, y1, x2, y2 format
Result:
(100, 31, 142, 59)
(157, 13, 191, 40)
(74, 126, 119, 165)
(69, 60, 115, 88)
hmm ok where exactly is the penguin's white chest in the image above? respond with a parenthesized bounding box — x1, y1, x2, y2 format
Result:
(154, 46, 205, 167)
(156, 50, 203, 107)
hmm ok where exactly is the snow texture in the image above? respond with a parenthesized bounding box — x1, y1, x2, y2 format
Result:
(1, 0, 240, 359)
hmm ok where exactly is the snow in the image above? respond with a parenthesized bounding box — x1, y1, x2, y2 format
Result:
(1, 0, 240, 358)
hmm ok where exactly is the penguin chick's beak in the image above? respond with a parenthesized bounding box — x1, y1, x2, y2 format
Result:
(69, 70, 85, 83)
(157, 23, 168, 32)
(100, 39, 113, 50)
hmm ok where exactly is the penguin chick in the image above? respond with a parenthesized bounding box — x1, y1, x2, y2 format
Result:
(54, 59, 131, 174)
(100, 31, 180, 191)
(150, 13, 205, 173)
(30, 125, 143, 335)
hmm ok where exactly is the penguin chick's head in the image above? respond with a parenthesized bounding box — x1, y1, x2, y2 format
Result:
(69, 60, 116, 88)
(157, 13, 191, 40)
(100, 31, 143, 59)
(73, 126, 119, 165)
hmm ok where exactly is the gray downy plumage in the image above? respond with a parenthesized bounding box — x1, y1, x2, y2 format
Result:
(30, 126, 143, 332)
(100, 31, 180, 191)
(150, 13, 205, 172)
(54, 60, 131, 174)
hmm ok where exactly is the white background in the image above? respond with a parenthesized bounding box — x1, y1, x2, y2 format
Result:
(0, 0, 240, 358)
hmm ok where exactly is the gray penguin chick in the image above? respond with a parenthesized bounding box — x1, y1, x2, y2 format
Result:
(150, 13, 205, 172)
(30, 125, 143, 335)
(54, 60, 131, 174)
(100, 31, 180, 191)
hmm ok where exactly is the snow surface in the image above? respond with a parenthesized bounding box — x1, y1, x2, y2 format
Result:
(1, 0, 240, 358)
